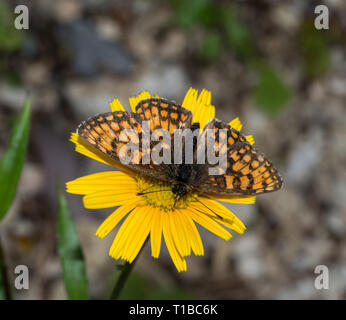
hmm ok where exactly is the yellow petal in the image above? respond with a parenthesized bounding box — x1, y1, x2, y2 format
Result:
(66, 171, 136, 195)
(207, 194, 256, 204)
(215, 217, 246, 235)
(162, 213, 187, 272)
(168, 211, 190, 257)
(109, 207, 144, 259)
(196, 89, 211, 109)
(95, 202, 137, 238)
(70, 133, 118, 167)
(129, 96, 139, 113)
(180, 210, 204, 256)
(129, 90, 151, 112)
(70, 133, 134, 174)
(83, 189, 140, 209)
(150, 208, 163, 258)
(189, 208, 232, 241)
(191, 198, 246, 234)
(109, 98, 125, 112)
(124, 207, 153, 263)
(246, 135, 255, 145)
(193, 89, 216, 128)
(229, 117, 242, 131)
(181, 87, 198, 112)
(196, 105, 215, 130)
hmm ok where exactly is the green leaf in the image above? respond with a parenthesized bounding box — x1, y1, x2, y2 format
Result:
(222, 6, 255, 59)
(199, 31, 223, 64)
(57, 188, 88, 300)
(0, 98, 31, 220)
(252, 61, 291, 116)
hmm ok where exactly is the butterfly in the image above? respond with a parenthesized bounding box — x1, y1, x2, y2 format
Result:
(77, 97, 283, 198)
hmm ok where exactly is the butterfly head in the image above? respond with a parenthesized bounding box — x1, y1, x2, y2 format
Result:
(172, 182, 189, 198)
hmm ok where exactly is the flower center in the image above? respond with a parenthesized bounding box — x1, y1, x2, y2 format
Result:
(135, 174, 197, 212)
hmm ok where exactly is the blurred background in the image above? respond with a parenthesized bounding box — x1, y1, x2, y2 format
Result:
(0, 0, 345, 299)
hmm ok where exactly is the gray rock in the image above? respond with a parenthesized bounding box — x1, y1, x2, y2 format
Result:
(135, 64, 188, 100)
(285, 128, 323, 186)
(58, 20, 134, 76)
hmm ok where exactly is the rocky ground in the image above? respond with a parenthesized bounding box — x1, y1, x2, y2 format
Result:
(0, 0, 345, 299)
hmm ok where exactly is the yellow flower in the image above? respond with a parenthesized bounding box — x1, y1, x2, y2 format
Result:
(66, 88, 256, 272)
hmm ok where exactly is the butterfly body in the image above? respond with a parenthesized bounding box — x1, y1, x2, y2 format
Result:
(77, 98, 283, 197)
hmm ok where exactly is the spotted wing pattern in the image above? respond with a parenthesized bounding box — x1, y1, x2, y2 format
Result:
(77, 98, 192, 181)
(195, 120, 283, 195)
(135, 98, 192, 133)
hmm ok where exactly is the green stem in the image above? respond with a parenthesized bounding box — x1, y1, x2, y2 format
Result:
(0, 231, 12, 300)
(110, 237, 148, 300)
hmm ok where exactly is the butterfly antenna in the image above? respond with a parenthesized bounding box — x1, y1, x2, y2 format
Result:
(136, 189, 171, 196)
(173, 196, 179, 209)
(193, 196, 225, 221)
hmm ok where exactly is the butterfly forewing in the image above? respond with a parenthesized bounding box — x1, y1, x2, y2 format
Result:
(77, 98, 193, 181)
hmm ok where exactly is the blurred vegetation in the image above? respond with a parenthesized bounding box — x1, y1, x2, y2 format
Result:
(0, 2, 23, 52)
(251, 61, 291, 116)
(113, 271, 193, 300)
(0, 1, 23, 85)
(0, 99, 31, 300)
(298, 19, 331, 79)
(169, 0, 291, 116)
(57, 187, 88, 300)
(0, 99, 31, 220)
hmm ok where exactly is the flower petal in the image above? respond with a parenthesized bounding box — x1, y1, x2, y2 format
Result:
(196, 104, 215, 130)
(109, 98, 126, 112)
(109, 207, 145, 259)
(70, 133, 134, 174)
(129, 90, 151, 112)
(182, 87, 197, 112)
(150, 208, 163, 258)
(191, 198, 246, 234)
(124, 207, 153, 263)
(70, 133, 119, 167)
(189, 208, 232, 241)
(207, 194, 256, 204)
(66, 171, 136, 195)
(83, 189, 140, 209)
(229, 117, 242, 131)
(169, 211, 190, 257)
(246, 135, 255, 145)
(180, 210, 204, 256)
(192, 89, 216, 128)
(95, 202, 138, 238)
(162, 213, 187, 272)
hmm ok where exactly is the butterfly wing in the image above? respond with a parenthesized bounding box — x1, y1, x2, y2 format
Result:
(194, 119, 283, 195)
(77, 98, 193, 182)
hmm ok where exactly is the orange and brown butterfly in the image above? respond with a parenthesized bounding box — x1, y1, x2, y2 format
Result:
(76, 92, 283, 201)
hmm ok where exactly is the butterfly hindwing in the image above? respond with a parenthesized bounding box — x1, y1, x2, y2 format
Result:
(195, 119, 283, 195)
(135, 98, 193, 133)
